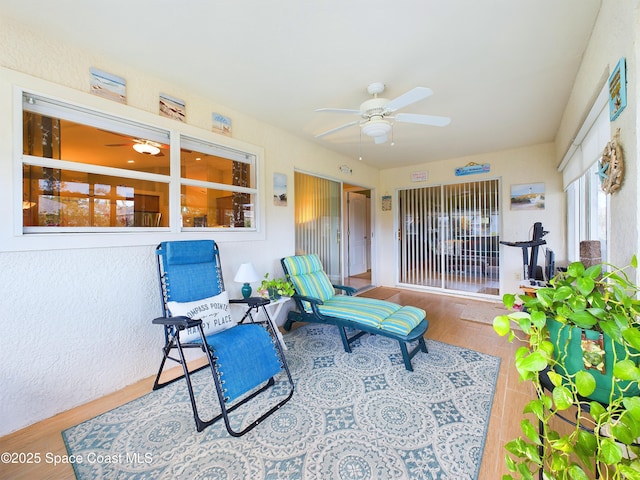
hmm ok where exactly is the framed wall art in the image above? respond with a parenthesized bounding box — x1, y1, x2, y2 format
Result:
(608, 57, 627, 121)
(510, 183, 545, 210)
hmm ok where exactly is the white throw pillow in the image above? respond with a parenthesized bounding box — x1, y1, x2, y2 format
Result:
(167, 291, 235, 342)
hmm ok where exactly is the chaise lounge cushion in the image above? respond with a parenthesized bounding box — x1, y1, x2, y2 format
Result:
(282, 254, 339, 307)
(282, 254, 425, 337)
(317, 296, 424, 336)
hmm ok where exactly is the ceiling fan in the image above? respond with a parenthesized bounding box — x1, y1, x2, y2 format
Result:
(315, 82, 451, 145)
(105, 138, 165, 156)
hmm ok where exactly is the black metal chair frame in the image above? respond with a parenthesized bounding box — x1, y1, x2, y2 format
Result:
(152, 243, 294, 435)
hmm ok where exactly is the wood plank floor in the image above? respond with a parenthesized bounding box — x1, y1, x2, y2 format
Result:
(0, 288, 532, 480)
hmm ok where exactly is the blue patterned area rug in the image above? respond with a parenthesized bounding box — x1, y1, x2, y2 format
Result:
(63, 324, 500, 479)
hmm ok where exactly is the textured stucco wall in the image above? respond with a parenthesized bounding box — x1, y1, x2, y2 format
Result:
(0, 246, 162, 434)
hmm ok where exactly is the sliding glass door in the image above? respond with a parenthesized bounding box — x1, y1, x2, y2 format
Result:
(398, 179, 500, 295)
(294, 172, 342, 282)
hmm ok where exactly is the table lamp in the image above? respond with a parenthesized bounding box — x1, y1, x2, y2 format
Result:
(234, 262, 260, 298)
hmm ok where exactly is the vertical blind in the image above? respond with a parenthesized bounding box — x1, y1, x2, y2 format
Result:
(294, 172, 341, 280)
(399, 179, 500, 294)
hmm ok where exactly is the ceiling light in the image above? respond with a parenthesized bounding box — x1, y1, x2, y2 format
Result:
(361, 119, 391, 138)
(133, 142, 160, 155)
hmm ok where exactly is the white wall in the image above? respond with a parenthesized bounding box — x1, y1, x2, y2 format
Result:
(376, 143, 564, 295)
(555, 0, 639, 267)
(0, 18, 378, 436)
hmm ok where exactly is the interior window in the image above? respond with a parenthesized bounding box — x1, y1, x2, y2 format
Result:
(20, 92, 260, 234)
(180, 136, 256, 229)
(22, 93, 170, 230)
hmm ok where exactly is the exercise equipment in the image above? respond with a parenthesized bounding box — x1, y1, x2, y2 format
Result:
(500, 222, 548, 282)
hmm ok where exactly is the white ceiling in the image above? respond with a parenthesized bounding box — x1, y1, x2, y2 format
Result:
(2, 0, 601, 169)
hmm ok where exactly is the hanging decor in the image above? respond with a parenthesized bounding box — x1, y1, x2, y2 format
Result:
(598, 128, 624, 194)
(608, 57, 627, 121)
(455, 162, 490, 176)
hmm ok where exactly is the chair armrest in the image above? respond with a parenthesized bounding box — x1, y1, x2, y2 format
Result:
(333, 284, 357, 296)
(292, 293, 323, 306)
(230, 297, 271, 308)
(152, 316, 201, 329)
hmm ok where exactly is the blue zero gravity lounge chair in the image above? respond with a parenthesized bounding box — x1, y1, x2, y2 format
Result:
(281, 254, 429, 371)
(152, 240, 294, 435)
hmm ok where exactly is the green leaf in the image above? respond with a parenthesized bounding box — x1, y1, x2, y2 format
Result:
(584, 263, 602, 279)
(622, 327, 640, 351)
(503, 293, 516, 309)
(549, 434, 573, 452)
(505, 439, 526, 457)
(523, 398, 545, 420)
(552, 385, 574, 410)
(622, 397, 640, 421)
(613, 359, 640, 381)
(553, 285, 574, 302)
(567, 295, 588, 313)
(530, 310, 547, 329)
(493, 315, 511, 336)
(567, 262, 585, 277)
(568, 310, 598, 328)
(610, 414, 639, 445)
(576, 276, 595, 296)
(516, 351, 549, 374)
(547, 370, 564, 388)
(598, 437, 623, 464)
(566, 464, 589, 480)
(589, 401, 606, 421)
(575, 370, 596, 397)
(521, 419, 542, 445)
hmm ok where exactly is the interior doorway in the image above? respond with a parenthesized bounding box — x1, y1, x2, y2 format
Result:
(343, 185, 373, 291)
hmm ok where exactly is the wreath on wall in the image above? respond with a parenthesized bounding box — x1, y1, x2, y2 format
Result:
(598, 128, 624, 194)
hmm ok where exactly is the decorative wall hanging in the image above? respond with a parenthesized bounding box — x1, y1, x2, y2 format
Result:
(455, 162, 490, 176)
(159, 93, 186, 122)
(273, 173, 287, 206)
(510, 183, 545, 210)
(381, 195, 392, 212)
(608, 57, 627, 121)
(89, 67, 126, 104)
(598, 128, 624, 194)
(411, 171, 428, 182)
(212, 112, 232, 136)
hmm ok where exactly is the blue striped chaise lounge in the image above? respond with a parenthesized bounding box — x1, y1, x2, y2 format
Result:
(281, 254, 428, 371)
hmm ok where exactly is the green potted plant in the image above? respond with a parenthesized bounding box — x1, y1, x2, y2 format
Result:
(493, 258, 640, 479)
(258, 273, 295, 300)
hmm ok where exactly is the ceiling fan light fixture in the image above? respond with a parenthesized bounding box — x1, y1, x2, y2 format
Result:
(361, 119, 391, 138)
(133, 142, 161, 155)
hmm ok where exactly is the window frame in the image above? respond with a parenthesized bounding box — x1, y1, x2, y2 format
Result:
(3, 69, 266, 252)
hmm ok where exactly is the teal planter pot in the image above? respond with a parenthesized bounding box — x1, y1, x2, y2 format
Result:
(547, 318, 640, 404)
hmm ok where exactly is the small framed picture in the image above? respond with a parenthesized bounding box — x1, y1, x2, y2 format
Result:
(212, 112, 232, 136)
(609, 58, 627, 121)
(510, 183, 545, 210)
(273, 173, 287, 206)
(89, 67, 126, 104)
(159, 93, 186, 122)
(381, 195, 392, 212)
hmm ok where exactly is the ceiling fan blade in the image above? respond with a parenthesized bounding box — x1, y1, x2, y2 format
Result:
(385, 87, 433, 112)
(315, 120, 359, 138)
(315, 108, 362, 115)
(374, 134, 388, 144)
(395, 113, 451, 127)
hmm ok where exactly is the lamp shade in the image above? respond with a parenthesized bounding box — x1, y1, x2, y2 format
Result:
(234, 263, 260, 283)
(234, 263, 260, 298)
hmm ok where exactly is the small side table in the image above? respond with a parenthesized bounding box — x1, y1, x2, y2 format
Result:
(231, 297, 292, 350)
